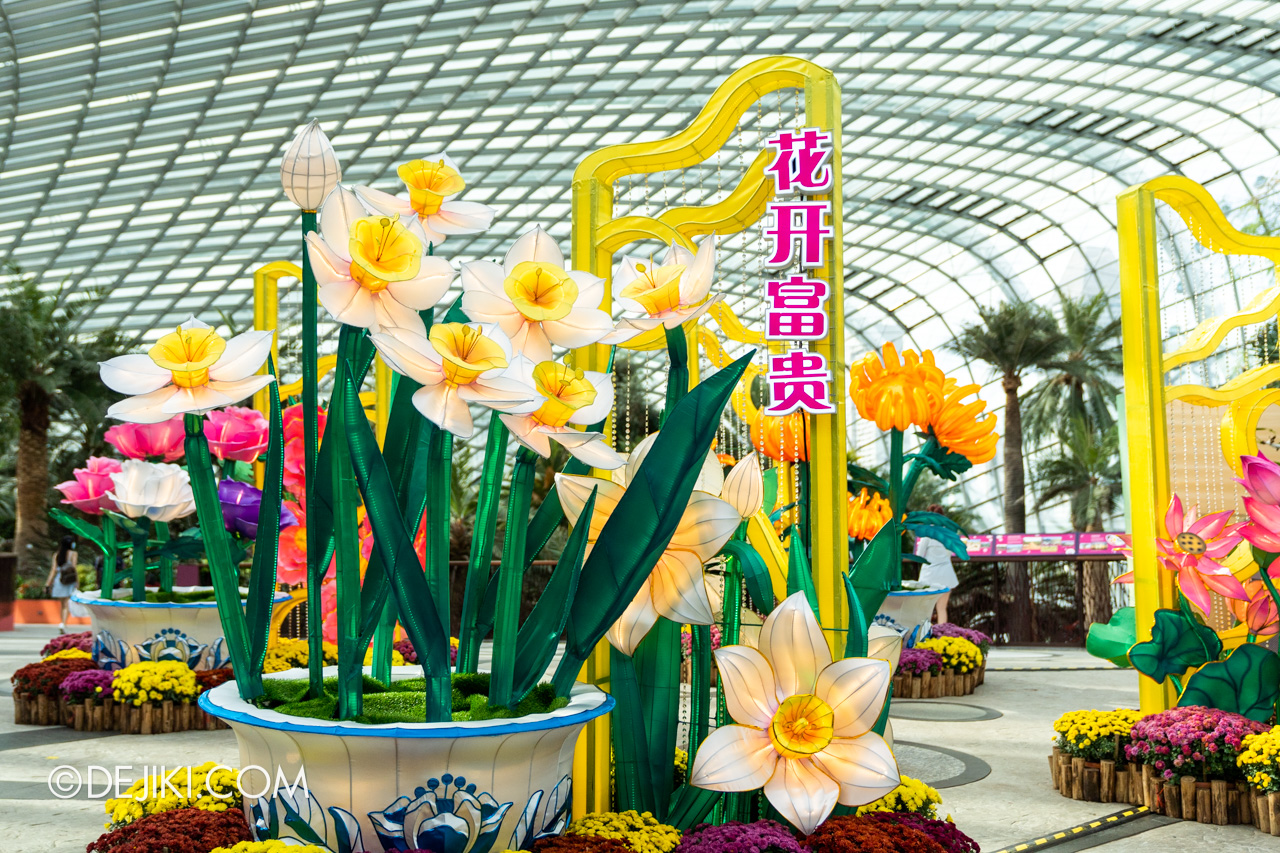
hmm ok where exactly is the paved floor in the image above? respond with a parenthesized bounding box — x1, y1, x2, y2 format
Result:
(0, 630, 1275, 852)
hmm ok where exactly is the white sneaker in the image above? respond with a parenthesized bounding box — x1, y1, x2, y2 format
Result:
(58, 623, 66, 634)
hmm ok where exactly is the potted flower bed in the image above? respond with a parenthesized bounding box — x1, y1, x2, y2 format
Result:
(1239, 725, 1280, 836)
(112, 660, 227, 734)
(61, 669, 118, 731)
(1123, 706, 1268, 825)
(1049, 708, 1143, 803)
(11, 654, 98, 725)
(74, 586, 292, 672)
(892, 635, 984, 698)
(929, 622, 990, 686)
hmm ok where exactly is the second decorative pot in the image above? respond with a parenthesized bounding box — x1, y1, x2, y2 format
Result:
(73, 587, 292, 671)
(200, 667, 615, 853)
(875, 582, 949, 646)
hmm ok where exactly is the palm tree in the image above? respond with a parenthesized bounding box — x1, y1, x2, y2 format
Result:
(1023, 293, 1123, 441)
(947, 299, 1066, 641)
(1036, 418, 1123, 627)
(0, 264, 122, 574)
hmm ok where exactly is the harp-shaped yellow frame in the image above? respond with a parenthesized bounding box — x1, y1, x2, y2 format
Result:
(568, 55, 847, 813)
(1118, 175, 1280, 713)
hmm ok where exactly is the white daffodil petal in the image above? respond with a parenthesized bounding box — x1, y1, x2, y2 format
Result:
(371, 291, 429, 337)
(208, 375, 276, 406)
(306, 233, 350, 277)
(688, 725, 778, 792)
(107, 387, 180, 424)
(352, 185, 415, 218)
(371, 331, 443, 385)
(501, 414, 554, 458)
(319, 278, 378, 329)
(624, 433, 659, 484)
(510, 322, 554, 363)
(606, 581, 660, 655)
(543, 307, 615, 350)
(814, 658, 892, 738)
(208, 330, 274, 382)
(764, 758, 840, 836)
(412, 384, 474, 437)
(866, 626, 903, 673)
(99, 354, 173, 395)
(554, 474, 624, 534)
(714, 645, 780, 728)
(760, 592, 834, 701)
(461, 259, 507, 298)
(681, 234, 717, 303)
(160, 385, 233, 414)
(549, 430, 625, 470)
(721, 453, 764, 518)
(696, 450, 726, 495)
(568, 371, 615, 426)
(573, 272, 605, 307)
(385, 256, 455, 310)
(320, 186, 370, 252)
(669, 492, 741, 561)
(506, 226, 563, 272)
(457, 376, 539, 407)
(650, 549, 714, 625)
(811, 734, 901, 807)
(433, 200, 496, 235)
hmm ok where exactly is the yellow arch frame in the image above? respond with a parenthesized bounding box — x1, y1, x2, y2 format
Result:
(1118, 175, 1280, 712)
(568, 55, 846, 814)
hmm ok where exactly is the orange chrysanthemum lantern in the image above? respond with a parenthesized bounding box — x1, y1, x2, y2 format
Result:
(922, 377, 999, 465)
(749, 409, 808, 462)
(848, 342, 942, 432)
(847, 488, 893, 540)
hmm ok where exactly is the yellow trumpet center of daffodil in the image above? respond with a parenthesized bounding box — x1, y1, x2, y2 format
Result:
(398, 159, 465, 217)
(429, 323, 508, 386)
(768, 693, 835, 759)
(531, 362, 596, 428)
(505, 261, 579, 322)
(148, 326, 226, 388)
(619, 261, 686, 315)
(347, 215, 422, 293)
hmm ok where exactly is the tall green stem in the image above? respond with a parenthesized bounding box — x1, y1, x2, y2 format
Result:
(458, 418, 508, 672)
(490, 448, 536, 707)
(155, 523, 172, 593)
(183, 414, 255, 694)
(333, 332, 366, 719)
(100, 515, 116, 598)
(300, 209, 323, 699)
(688, 625, 712, 766)
(662, 326, 689, 426)
(900, 435, 939, 509)
(371, 597, 396, 684)
(888, 429, 905, 517)
(425, 428, 452, 639)
(130, 530, 147, 602)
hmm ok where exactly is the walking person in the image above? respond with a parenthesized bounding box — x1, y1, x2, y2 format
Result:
(914, 504, 959, 624)
(44, 535, 79, 633)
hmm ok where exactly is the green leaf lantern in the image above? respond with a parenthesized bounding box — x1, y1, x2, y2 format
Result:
(1127, 608, 1222, 684)
(1177, 643, 1280, 723)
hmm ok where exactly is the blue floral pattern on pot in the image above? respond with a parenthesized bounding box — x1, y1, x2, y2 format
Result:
(508, 775, 571, 851)
(250, 785, 363, 853)
(370, 774, 512, 853)
(92, 628, 228, 671)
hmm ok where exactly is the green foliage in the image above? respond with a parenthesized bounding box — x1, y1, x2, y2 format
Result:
(901, 510, 969, 559)
(1086, 606, 1137, 668)
(1035, 417, 1122, 531)
(257, 672, 567, 724)
(1177, 643, 1280, 723)
(1128, 608, 1223, 684)
(1022, 293, 1122, 441)
(945, 299, 1067, 382)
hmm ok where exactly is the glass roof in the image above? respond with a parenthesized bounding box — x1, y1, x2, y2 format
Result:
(5, 0, 1280, 531)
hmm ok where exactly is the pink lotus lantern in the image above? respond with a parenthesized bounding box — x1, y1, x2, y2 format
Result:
(103, 417, 185, 462)
(204, 406, 270, 463)
(54, 457, 123, 515)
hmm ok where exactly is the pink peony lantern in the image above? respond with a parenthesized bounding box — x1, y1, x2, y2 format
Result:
(103, 417, 185, 462)
(54, 457, 123, 515)
(204, 406, 270, 463)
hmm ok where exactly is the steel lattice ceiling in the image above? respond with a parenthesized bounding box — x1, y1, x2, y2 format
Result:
(4, 0, 1279, 529)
